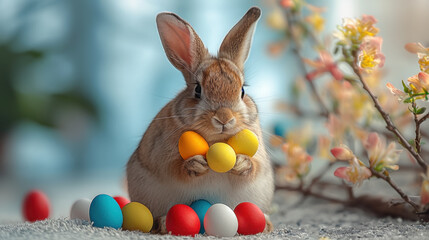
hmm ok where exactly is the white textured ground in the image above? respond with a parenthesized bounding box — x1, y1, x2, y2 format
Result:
(1, 191, 428, 240)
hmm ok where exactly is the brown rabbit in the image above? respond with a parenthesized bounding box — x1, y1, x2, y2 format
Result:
(127, 7, 274, 234)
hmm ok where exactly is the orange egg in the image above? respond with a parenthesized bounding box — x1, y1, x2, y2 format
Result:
(178, 131, 209, 160)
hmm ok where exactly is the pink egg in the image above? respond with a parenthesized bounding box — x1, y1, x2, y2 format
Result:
(23, 189, 50, 222)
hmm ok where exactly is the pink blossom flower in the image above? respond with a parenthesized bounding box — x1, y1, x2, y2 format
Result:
(405, 42, 429, 55)
(334, 158, 372, 186)
(280, 142, 313, 180)
(387, 72, 429, 102)
(407, 72, 429, 95)
(334, 15, 379, 45)
(405, 42, 429, 74)
(357, 36, 385, 71)
(304, 50, 343, 81)
(361, 15, 377, 25)
(386, 83, 407, 101)
(364, 132, 401, 172)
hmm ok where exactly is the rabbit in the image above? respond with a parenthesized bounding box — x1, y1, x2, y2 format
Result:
(126, 6, 274, 234)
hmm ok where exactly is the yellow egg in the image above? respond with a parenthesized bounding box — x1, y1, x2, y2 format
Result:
(206, 143, 236, 173)
(122, 202, 153, 232)
(227, 129, 259, 157)
(178, 131, 209, 160)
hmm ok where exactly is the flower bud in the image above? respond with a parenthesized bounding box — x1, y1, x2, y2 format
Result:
(330, 145, 354, 161)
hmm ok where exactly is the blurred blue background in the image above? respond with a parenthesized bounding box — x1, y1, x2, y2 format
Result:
(0, 0, 428, 221)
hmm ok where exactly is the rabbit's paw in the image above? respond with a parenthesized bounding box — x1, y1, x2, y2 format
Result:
(230, 154, 253, 176)
(184, 155, 209, 177)
(151, 215, 167, 234)
(264, 214, 274, 233)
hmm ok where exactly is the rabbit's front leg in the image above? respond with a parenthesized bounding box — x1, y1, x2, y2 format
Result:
(264, 214, 274, 233)
(184, 155, 209, 177)
(230, 154, 254, 176)
(151, 215, 167, 234)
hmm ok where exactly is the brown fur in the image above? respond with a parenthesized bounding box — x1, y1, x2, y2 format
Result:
(219, 7, 261, 71)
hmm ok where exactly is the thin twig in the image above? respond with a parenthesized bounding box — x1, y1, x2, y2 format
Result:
(370, 169, 420, 212)
(304, 162, 335, 193)
(275, 185, 348, 204)
(352, 66, 428, 172)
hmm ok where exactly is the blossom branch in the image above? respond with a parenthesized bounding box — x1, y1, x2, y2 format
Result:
(369, 168, 420, 211)
(352, 66, 428, 172)
(305, 161, 335, 193)
(283, 8, 329, 118)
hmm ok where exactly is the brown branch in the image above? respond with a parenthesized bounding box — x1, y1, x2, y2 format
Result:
(352, 66, 428, 172)
(350, 195, 418, 221)
(283, 9, 329, 118)
(275, 184, 348, 204)
(276, 183, 419, 220)
(304, 162, 335, 193)
(370, 168, 420, 212)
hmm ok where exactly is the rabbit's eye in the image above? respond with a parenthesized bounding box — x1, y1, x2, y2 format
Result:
(241, 87, 245, 99)
(195, 83, 202, 99)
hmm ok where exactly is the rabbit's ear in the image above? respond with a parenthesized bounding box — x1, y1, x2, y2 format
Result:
(157, 12, 209, 81)
(218, 7, 261, 71)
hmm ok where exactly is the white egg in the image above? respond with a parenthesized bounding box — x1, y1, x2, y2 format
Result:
(70, 198, 91, 222)
(204, 203, 238, 237)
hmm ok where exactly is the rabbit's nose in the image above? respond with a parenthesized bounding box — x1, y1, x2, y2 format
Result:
(212, 108, 236, 130)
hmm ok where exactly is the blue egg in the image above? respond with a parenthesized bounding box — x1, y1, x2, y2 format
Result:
(190, 199, 212, 234)
(89, 194, 123, 229)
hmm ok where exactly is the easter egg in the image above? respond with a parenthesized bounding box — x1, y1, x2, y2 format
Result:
(70, 198, 91, 222)
(206, 143, 236, 173)
(227, 129, 259, 157)
(113, 196, 130, 209)
(22, 189, 50, 222)
(166, 204, 200, 236)
(178, 131, 209, 160)
(190, 199, 212, 234)
(204, 203, 238, 237)
(89, 194, 123, 229)
(122, 202, 153, 232)
(234, 202, 266, 235)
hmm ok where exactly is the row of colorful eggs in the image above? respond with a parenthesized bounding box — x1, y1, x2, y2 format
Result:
(82, 194, 266, 237)
(23, 190, 265, 237)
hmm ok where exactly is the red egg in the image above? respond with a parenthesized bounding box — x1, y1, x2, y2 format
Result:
(113, 196, 130, 209)
(234, 202, 266, 235)
(22, 190, 50, 222)
(166, 204, 200, 236)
